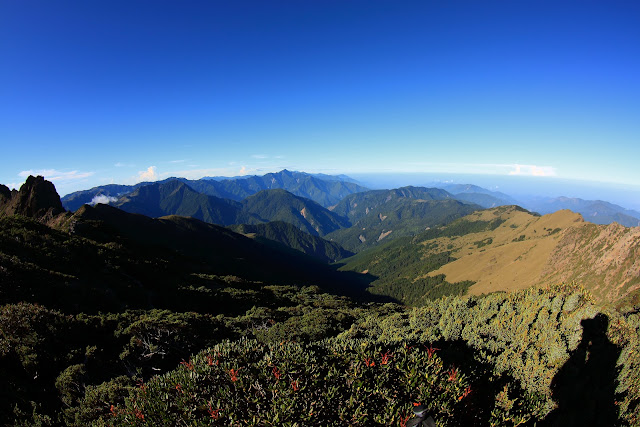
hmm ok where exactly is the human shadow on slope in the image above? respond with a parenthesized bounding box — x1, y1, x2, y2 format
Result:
(540, 313, 621, 426)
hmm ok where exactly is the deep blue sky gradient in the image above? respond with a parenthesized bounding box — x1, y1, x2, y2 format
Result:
(1, 1, 639, 205)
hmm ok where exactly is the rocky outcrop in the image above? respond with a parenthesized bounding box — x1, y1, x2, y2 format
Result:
(0, 176, 65, 221)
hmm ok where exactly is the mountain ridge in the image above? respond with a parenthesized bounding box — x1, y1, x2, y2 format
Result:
(61, 170, 369, 211)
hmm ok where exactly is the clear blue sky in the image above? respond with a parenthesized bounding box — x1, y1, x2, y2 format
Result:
(1, 0, 639, 199)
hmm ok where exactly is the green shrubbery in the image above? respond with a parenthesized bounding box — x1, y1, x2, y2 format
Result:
(109, 338, 473, 425)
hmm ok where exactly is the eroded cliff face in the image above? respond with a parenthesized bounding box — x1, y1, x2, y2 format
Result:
(542, 222, 640, 303)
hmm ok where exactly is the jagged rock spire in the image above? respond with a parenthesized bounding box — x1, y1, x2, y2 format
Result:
(0, 175, 65, 221)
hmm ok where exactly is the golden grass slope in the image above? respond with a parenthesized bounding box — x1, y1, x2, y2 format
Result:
(428, 206, 640, 305)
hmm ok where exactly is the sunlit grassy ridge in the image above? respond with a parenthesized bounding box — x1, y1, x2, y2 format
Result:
(338, 205, 640, 308)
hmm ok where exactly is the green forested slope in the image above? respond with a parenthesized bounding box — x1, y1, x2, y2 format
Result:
(240, 189, 350, 236)
(230, 221, 353, 262)
(326, 198, 480, 252)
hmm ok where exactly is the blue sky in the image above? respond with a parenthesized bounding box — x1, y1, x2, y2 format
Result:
(1, 1, 639, 201)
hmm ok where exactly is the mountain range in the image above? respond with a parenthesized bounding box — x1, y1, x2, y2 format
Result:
(76, 177, 483, 256)
(61, 169, 369, 211)
(2, 175, 639, 425)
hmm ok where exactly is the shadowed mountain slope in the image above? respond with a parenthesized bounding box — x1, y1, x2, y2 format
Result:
(113, 180, 246, 225)
(240, 189, 349, 236)
(229, 221, 353, 263)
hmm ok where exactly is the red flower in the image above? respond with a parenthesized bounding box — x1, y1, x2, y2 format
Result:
(447, 367, 458, 382)
(380, 351, 393, 365)
(109, 404, 117, 416)
(208, 403, 221, 419)
(458, 386, 472, 400)
(180, 359, 194, 371)
(229, 368, 239, 382)
(399, 413, 410, 427)
(272, 366, 282, 380)
(175, 383, 183, 393)
(363, 357, 375, 367)
(133, 408, 144, 420)
(412, 402, 422, 406)
(426, 344, 440, 359)
(206, 354, 215, 366)
(291, 380, 299, 391)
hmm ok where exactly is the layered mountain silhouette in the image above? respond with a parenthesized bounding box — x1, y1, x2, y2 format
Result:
(111, 180, 349, 237)
(61, 170, 369, 211)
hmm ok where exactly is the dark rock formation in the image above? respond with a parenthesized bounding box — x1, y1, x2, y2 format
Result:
(0, 176, 65, 221)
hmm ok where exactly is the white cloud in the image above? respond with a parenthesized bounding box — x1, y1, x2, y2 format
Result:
(138, 166, 159, 181)
(18, 169, 94, 182)
(169, 159, 186, 163)
(508, 164, 556, 177)
(251, 154, 269, 159)
(89, 195, 118, 205)
(114, 162, 135, 167)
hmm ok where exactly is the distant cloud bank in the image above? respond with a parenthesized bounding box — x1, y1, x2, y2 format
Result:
(18, 169, 94, 182)
(508, 164, 556, 177)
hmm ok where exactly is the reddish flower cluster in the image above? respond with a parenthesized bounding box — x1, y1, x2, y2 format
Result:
(291, 380, 299, 391)
(363, 357, 375, 367)
(133, 408, 145, 420)
(208, 403, 221, 419)
(447, 367, 458, 382)
(426, 344, 440, 359)
(272, 366, 282, 380)
(229, 368, 239, 382)
(380, 351, 393, 365)
(180, 359, 194, 371)
(207, 352, 220, 366)
(458, 386, 472, 400)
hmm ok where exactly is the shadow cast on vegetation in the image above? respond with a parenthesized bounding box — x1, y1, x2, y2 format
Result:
(540, 313, 621, 426)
